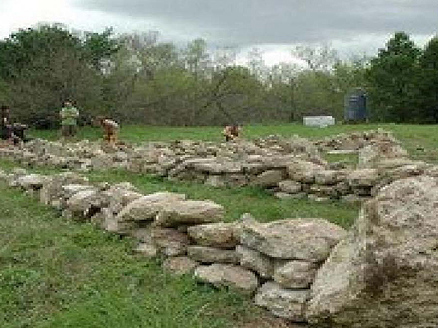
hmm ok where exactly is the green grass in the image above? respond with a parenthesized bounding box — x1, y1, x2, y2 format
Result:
(0, 159, 359, 229)
(3, 122, 437, 327)
(0, 182, 261, 328)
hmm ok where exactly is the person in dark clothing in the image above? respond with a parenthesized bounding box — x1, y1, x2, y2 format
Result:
(1, 105, 27, 145)
(1, 105, 12, 141)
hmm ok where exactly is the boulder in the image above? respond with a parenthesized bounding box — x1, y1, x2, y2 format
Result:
(187, 246, 239, 264)
(358, 141, 408, 168)
(194, 264, 259, 294)
(254, 282, 310, 322)
(16, 174, 48, 190)
(187, 222, 238, 249)
(132, 227, 190, 257)
(278, 180, 302, 194)
(347, 168, 379, 188)
(251, 170, 286, 188)
(273, 260, 318, 289)
(40, 172, 89, 206)
(154, 200, 224, 227)
(314, 170, 345, 186)
(116, 192, 186, 222)
(240, 218, 346, 262)
(236, 245, 274, 279)
(62, 184, 96, 199)
(307, 176, 438, 328)
(66, 189, 108, 218)
(102, 183, 143, 214)
(287, 160, 325, 184)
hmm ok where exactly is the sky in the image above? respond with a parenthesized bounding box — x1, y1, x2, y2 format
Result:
(0, 0, 437, 66)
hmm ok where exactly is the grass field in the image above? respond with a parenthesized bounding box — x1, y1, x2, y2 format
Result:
(1, 123, 437, 327)
(0, 182, 266, 328)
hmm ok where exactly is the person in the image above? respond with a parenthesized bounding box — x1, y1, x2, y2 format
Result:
(0, 105, 25, 145)
(95, 116, 119, 145)
(222, 123, 240, 142)
(59, 100, 79, 139)
(1, 105, 11, 141)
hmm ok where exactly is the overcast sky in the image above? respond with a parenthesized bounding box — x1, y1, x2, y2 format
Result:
(1, 0, 436, 65)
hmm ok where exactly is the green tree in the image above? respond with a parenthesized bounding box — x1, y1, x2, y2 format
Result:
(366, 32, 421, 122)
(0, 24, 119, 126)
(418, 36, 438, 123)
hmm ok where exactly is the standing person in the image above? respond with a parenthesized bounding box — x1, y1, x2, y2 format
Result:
(59, 100, 79, 139)
(96, 116, 119, 145)
(222, 123, 241, 142)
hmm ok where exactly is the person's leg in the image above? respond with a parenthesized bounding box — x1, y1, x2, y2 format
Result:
(61, 125, 68, 138)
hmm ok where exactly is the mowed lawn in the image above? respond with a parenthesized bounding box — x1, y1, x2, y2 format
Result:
(1, 123, 437, 327)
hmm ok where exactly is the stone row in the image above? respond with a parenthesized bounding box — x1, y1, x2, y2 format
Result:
(0, 167, 346, 324)
(0, 130, 428, 203)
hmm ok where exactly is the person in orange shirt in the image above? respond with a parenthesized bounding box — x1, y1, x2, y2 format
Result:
(95, 116, 119, 145)
(222, 124, 241, 142)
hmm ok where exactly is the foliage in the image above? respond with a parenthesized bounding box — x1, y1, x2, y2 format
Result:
(366, 32, 421, 122)
(3, 25, 438, 126)
(418, 36, 438, 123)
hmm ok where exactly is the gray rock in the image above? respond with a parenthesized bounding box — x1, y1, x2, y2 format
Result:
(314, 170, 344, 185)
(278, 180, 302, 194)
(187, 246, 239, 264)
(240, 218, 346, 262)
(132, 227, 190, 257)
(236, 245, 274, 279)
(307, 176, 438, 328)
(16, 174, 48, 190)
(347, 168, 379, 188)
(273, 260, 318, 289)
(287, 160, 325, 184)
(40, 172, 89, 206)
(187, 222, 238, 249)
(154, 200, 224, 227)
(116, 192, 186, 222)
(252, 170, 286, 188)
(66, 189, 107, 218)
(255, 282, 310, 322)
(194, 264, 259, 294)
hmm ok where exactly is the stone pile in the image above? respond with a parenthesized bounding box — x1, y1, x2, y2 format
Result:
(314, 129, 398, 151)
(0, 130, 429, 202)
(0, 168, 345, 324)
(3, 165, 438, 326)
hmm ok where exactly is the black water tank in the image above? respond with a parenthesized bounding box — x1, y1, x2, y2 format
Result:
(344, 89, 367, 122)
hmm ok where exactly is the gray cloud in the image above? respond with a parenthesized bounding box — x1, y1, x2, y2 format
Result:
(73, 0, 438, 48)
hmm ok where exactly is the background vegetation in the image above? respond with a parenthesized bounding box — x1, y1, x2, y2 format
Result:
(1, 25, 436, 127)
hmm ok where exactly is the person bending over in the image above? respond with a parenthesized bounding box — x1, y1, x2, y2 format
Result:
(96, 116, 119, 145)
(223, 124, 240, 142)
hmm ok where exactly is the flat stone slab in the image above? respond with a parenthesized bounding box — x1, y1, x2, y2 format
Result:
(194, 263, 259, 295)
(255, 281, 310, 322)
(240, 218, 347, 262)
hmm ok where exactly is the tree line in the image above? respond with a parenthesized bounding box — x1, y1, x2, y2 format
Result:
(0, 24, 436, 127)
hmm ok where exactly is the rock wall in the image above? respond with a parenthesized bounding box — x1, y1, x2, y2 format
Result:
(0, 130, 427, 203)
(0, 167, 345, 324)
(2, 164, 438, 326)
